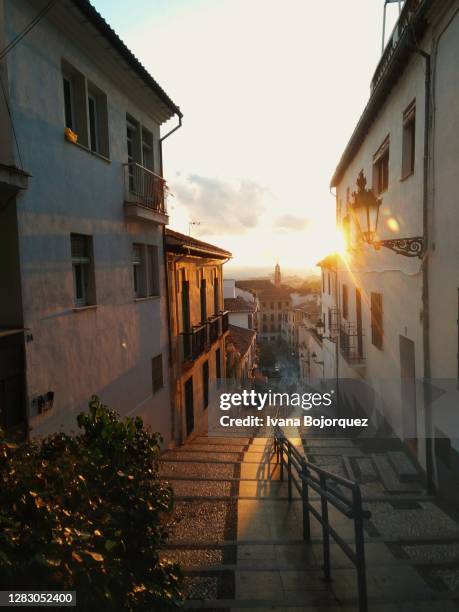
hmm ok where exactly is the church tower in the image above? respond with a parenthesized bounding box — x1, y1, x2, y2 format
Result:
(274, 263, 281, 287)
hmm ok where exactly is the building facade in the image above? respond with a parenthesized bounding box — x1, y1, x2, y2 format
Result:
(224, 279, 258, 330)
(226, 325, 257, 382)
(0, 0, 182, 443)
(166, 230, 230, 443)
(321, 0, 459, 496)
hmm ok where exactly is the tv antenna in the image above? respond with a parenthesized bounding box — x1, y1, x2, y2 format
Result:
(382, 0, 403, 54)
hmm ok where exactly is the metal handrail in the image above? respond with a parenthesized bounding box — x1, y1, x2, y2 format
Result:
(274, 426, 370, 612)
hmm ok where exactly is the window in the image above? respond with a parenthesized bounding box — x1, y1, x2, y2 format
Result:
(270, 324, 275, 332)
(71, 234, 95, 307)
(270, 314, 274, 321)
(63, 75, 74, 130)
(62, 61, 88, 147)
(62, 60, 109, 157)
(152, 354, 163, 393)
(132, 244, 144, 298)
(248, 313, 253, 329)
(202, 360, 209, 409)
(270, 302, 274, 309)
(262, 314, 267, 321)
(278, 301, 282, 308)
(262, 325, 267, 333)
(262, 301, 266, 308)
(147, 245, 159, 296)
(132, 243, 159, 298)
(285, 301, 289, 307)
(402, 100, 415, 179)
(371, 292, 383, 349)
(216, 348, 221, 380)
(278, 314, 281, 321)
(87, 82, 109, 157)
(342, 284, 348, 319)
(373, 136, 389, 194)
(142, 128, 154, 170)
(200, 278, 207, 322)
(277, 324, 281, 332)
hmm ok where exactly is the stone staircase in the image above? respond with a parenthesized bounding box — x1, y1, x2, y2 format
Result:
(159, 431, 459, 611)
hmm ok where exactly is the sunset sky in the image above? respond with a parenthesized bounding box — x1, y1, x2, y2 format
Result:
(93, 0, 400, 275)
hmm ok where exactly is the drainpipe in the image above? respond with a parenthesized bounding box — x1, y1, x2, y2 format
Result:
(409, 36, 433, 493)
(159, 112, 182, 176)
(159, 111, 182, 445)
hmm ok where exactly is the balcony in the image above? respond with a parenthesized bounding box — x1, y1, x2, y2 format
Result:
(123, 163, 168, 224)
(181, 323, 208, 364)
(339, 322, 365, 365)
(0, 163, 29, 199)
(207, 315, 220, 345)
(220, 310, 229, 334)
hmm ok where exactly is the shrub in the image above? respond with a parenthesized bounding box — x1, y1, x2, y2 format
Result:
(0, 396, 182, 610)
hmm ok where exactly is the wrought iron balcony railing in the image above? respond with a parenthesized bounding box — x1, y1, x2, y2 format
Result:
(220, 310, 229, 334)
(207, 315, 220, 345)
(339, 322, 365, 365)
(123, 163, 167, 214)
(181, 323, 208, 364)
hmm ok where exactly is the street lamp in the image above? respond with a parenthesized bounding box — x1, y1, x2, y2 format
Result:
(349, 170, 424, 258)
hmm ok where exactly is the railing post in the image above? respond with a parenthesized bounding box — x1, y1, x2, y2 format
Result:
(320, 473, 331, 582)
(301, 459, 310, 541)
(279, 440, 284, 482)
(287, 444, 292, 502)
(353, 486, 368, 612)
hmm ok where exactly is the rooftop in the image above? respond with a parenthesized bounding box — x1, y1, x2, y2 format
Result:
(165, 229, 232, 260)
(330, 0, 431, 187)
(224, 296, 256, 313)
(228, 324, 256, 357)
(64, 0, 182, 122)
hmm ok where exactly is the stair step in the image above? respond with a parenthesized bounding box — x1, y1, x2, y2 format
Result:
(372, 454, 422, 493)
(387, 450, 419, 482)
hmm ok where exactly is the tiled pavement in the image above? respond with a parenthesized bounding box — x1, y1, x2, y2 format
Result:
(160, 430, 459, 610)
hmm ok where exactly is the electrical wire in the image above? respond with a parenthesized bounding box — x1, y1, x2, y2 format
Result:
(0, 0, 59, 169)
(0, 71, 23, 169)
(0, 0, 59, 61)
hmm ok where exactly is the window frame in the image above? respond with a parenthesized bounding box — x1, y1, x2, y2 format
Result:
(401, 100, 416, 180)
(71, 233, 95, 308)
(373, 136, 390, 195)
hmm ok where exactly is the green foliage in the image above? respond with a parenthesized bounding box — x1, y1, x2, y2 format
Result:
(0, 396, 183, 610)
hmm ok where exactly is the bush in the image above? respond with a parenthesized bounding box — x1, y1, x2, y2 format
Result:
(0, 396, 183, 610)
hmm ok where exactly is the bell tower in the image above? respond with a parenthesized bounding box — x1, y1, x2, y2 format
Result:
(274, 263, 281, 287)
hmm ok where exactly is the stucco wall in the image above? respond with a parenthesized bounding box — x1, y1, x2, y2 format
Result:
(5, 0, 172, 442)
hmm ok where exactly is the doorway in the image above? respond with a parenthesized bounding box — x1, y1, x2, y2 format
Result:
(184, 377, 194, 437)
(0, 334, 26, 439)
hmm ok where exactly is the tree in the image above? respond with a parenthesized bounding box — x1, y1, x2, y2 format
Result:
(0, 396, 182, 610)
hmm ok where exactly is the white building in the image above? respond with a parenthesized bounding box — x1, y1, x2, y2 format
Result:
(320, 0, 459, 496)
(224, 279, 257, 331)
(0, 0, 182, 444)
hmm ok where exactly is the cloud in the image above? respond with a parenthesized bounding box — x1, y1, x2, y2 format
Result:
(171, 174, 266, 235)
(275, 214, 310, 231)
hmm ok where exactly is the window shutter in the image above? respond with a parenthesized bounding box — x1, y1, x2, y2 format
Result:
(371, 292, 383, 349)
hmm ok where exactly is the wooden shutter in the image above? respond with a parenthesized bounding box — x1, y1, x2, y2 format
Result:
(371, 292, 383, 349)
